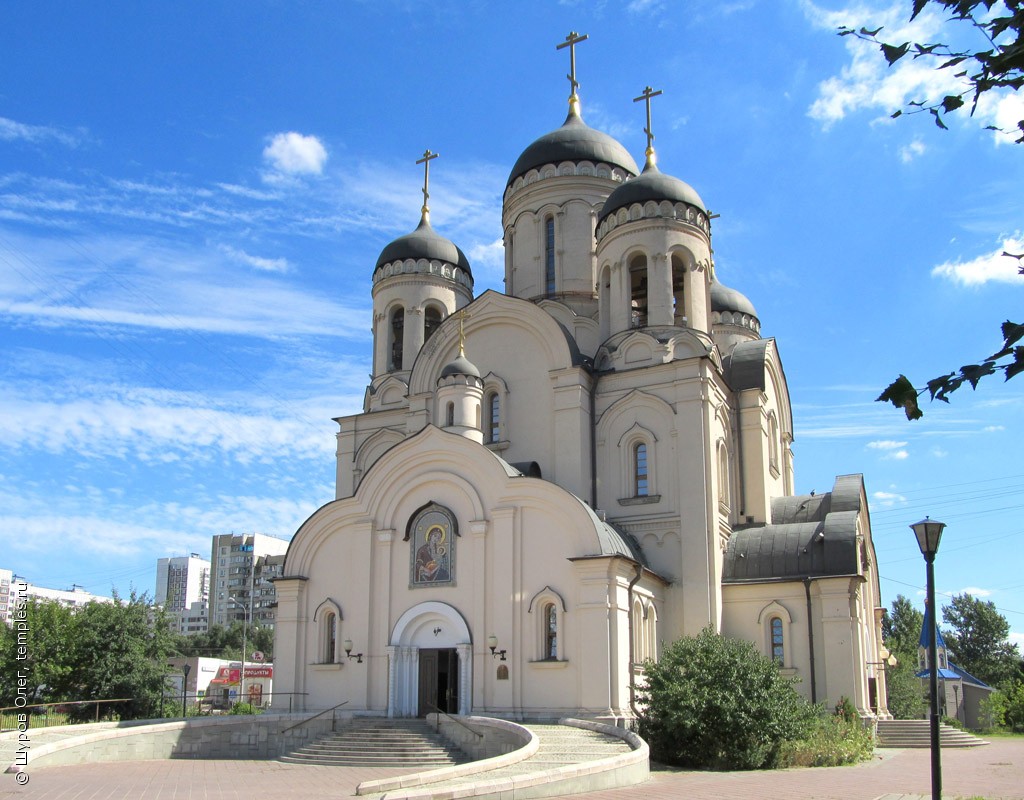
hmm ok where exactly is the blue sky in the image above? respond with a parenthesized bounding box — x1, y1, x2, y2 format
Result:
(1, 1, 1022, 646)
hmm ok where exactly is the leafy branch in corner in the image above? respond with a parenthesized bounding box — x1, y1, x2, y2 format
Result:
(839, 0, 1024, 142)
(878, 313, 1024, 420)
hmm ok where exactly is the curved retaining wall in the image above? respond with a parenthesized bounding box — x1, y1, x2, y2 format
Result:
(4, 712, 345, 772)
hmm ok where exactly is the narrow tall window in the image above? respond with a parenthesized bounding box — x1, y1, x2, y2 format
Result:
(544, 603, 558, 660)
(325, 612, 337, 663)
(390, 308, 405, 371)
(487, 393, 500, 443)
(770, 617, 784, 664)
(446, 402, 455, 427)
(634, 442, 648, 497)
(629, 255, 648, 327)
(672, 254, 686, 325)
(544, 217, 556, 294)
(424, 306, 442, 343)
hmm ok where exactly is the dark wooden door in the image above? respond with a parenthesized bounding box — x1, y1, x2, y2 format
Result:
(418, 649, 438, 717)
(418, 648, 458, 717)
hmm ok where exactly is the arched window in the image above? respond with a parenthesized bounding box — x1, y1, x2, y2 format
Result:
(645, 604, 658, 663)
(314, 599, 343, 664)
(629, 254, 648, 327)
(632, 599, 645, 662)
(544, 603, 558, 660)
(671, 253, 686, 325)
(717, 441, 730, 508)
(768, 413, 780, 474)
(325, 612, 338, 664)
(424, 306, 443, 343)
(486, 392, 500, 443)
(544, 216, 556, 294)
(445, 402, 455, 427)
(390, 307, 405, 371)
(770, 617, 784, 665)
(634, 442, 649, 497)
(529, 587, 566, 662)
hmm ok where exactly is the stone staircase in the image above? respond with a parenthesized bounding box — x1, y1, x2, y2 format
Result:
(356, 722, 638, 798)
(875, 719, 989, 748)
(279, 718, 471, 767)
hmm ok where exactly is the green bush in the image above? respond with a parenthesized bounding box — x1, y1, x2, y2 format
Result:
(228, 702, 260, 715)
(982, 681, 1024, 733)
(834, 696, 857, 723)
(637, 628, 817, 770)
(776, 712, 874, 767)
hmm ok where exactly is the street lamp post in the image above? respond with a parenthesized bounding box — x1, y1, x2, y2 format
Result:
(227, 595, 250, 705)
(911, 516, 946, 800)
(181, 662, 192, 718)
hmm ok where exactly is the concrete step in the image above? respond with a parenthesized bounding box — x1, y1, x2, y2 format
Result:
(876, 720, 988, 748)
(279, 718, 470, 768)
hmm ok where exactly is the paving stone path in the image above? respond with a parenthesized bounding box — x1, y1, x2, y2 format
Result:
(1, 734, 1021, 799)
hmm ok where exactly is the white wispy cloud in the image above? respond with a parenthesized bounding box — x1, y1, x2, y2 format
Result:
(899, 139, 926, 162)
(262, 132, 328, 176)
(0, 227, 371, 339)
(867, 439, 907, 450)
(0, 116, 83, 148)
(957, 586, 993, 598)
(0, 386, 335, 465)
(931, 235, 1024, 286)
(873, 490, 907, 506)
(984, 425, 1006, 432)
(219, 244, 291, 273)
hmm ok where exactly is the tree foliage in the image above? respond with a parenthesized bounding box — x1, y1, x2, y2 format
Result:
(883, 594, 926, 655)
(942, 592, 1021, 687)
(839, 0, 1024, 142)
(982, 681, 1024, 731)
(172, 622, 274, 662)
(0, 593, 177, 721)
(842, 2, 1024, 418)
(636, 628, 817, 770)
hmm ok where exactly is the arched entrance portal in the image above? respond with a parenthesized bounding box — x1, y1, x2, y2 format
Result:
(388, 601, 472, 718)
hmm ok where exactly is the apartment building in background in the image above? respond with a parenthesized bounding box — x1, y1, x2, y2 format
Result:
(208, 533, 289, 630)
(155, 553, 211, 635)
(0, 567, 113, 624)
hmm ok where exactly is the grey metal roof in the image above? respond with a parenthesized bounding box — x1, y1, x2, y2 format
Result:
(597, 163, 707, 223)
(508, 109, 639, 187)
(722, 339, 771, 392)
(595, 518, 647, 564)
(723, 477, 865, 583)
(439, 354, 481, 379)
(375, 216, 473, 277)
(711, 280, 758, 319)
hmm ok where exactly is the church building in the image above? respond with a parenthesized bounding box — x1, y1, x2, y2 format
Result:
(272, 33, 890, 723)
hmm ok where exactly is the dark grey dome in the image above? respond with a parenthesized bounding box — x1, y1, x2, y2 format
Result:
(440, 354, 481, 379)
(375, 216, 473, 278)
(711, 280, 758, 319)
(508, 109, 638, 187)
(598, 163, 707, 223)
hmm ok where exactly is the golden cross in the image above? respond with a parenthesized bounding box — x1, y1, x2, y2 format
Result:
(633, 86, 663, 164)
(453, 308, 471, 356)
(556, 31, 589, 101)
(416, 149, 439, 215)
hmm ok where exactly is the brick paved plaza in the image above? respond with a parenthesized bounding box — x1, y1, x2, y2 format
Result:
(1, 739, 1021, 800)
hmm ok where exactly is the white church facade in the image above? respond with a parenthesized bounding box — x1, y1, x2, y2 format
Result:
(272, 35, 890, 723)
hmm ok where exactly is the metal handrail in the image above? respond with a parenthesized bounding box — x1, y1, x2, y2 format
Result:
(424, 701, 483, 739)
(280, 700, 349, 734)
(0, 698, 134, 725)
